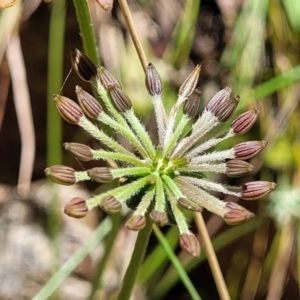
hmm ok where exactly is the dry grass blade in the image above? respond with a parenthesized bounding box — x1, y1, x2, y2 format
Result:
(194, 212, 231, 300)
(6, 33, 35, 197)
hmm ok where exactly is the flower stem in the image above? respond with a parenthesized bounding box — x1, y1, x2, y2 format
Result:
(193, 212, 231, 300)
(117, 213, 153, 300)
(88, 213, 122, 300)
(72, 0, 99, 65)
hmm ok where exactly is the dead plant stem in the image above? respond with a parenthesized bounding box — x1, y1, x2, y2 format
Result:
(117, 0, 148, 72)
(194, 212, 231, 300)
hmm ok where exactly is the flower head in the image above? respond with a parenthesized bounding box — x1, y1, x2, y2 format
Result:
(46, 49, 277, 256)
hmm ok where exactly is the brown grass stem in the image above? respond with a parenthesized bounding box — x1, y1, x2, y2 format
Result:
(194, 212, 231, 300)
(117, 0, 148, 72)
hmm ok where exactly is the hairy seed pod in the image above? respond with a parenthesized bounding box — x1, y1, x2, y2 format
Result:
(87, 167, 113, 183)
(63, 142, 93, 161)
(64, 197, 88, 218)
(125, 214, 146, 231)
(183, 87, 201, 117)
(226, 160, 254, 177)
(53, 94, 83, 124)
(75, 85, 102, 119)
(145, 63, 162, 96)
(45, 165, 76, 185)
(179, 65, 201, 98)
(241, 181, 277, 200)
(224, 202, 255, 225)
(70, 48, 97, 82)
(108, 84, 132, 112)
(231, 107, 260, 134)
(98, 66, 122, 90)
(233, 140, 268, 160)
(100, 195, 121, 213)
(150, 209, 169, 226)
(179, 232, 200, 258)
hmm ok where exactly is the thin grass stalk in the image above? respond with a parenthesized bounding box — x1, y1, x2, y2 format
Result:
(266, 219, 296, 300)
(116, 213, 153, 300)
(88, 212, 122, 300)
(47, 0, 66, 167)
(163, 0, 200, 68)
(72, 0, 99, 65)
(32, 217, 112, 300)
(152, 225, 202, 300)
(151, 220, 261, 299)
(46, 1, 66, 291)
(138, 225, 179, 285)
(240, 219, 270, 300)
(193, 212, 231, 300)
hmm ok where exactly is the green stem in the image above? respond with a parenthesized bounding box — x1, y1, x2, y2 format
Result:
(99, 112, 149, 158)
(88, 213, 122, 300)
(47, 0, 65, 167)
(92, 150, 148, 167)
(72, 0, 99, 66)
(153, 226, 202, 300)
(163, 114, 190, 157)
(117, 213, 153, 300)
(32, 217, 112, 300)
(125, 109, 156, 159)
(46, 1, 66, 293)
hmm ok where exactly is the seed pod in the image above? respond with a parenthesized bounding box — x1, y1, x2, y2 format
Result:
(150, 209, 169, 226)
(224, 202, 255, 225)
(87, 167, 113, 183)
(63, 142, 93, 161)
(145, 63, 162, 96)
(179, 232, 200, 258)
(108, 84, 132, 112)
(98, 66, 122, 90)
(64, 197, 88, 218)
(231, 107, 260, 134)
(179, 65, 201, 98)
(70, 48, 97, 82)
(100, 195, 121, 213)
(125, 214, 146, 231)
(53, 94, 83, 124)
(183, 87, 201, 117)
(233, 140, 268, 160)
(241, 181, 277, 200)
(206, 87, 239, 122)
(45, 165, 76, 185)
(75, 86, 102, 119)
(226, 160, 254, 177)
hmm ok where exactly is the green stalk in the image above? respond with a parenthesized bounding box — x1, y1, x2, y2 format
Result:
(46, 2, 66, 293)
(88, 213, 122, 300)
(47, 0, 66, 167)
(72, 0, 99, 65)
(116, 213, 153, 300)
(99, 112, 149, 158)
(32, 217, 112, 300)
(124, 109, 156, 159)
(153, 225, 201, 300)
